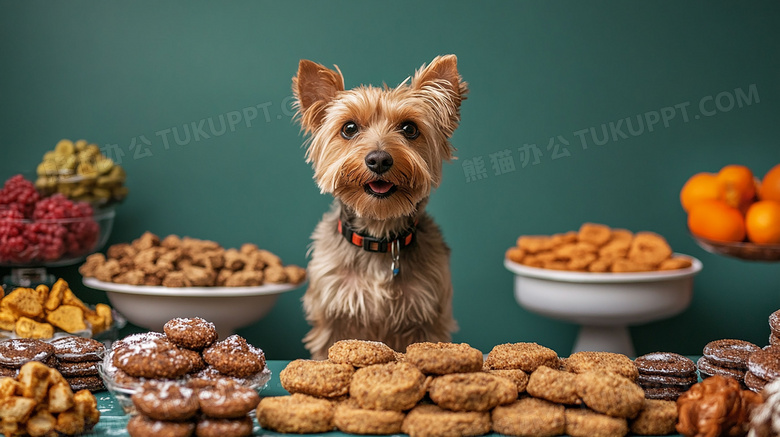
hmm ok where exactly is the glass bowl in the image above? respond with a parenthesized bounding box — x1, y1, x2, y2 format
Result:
(0, 207, 115, 268)
(692, 235, 780, 262)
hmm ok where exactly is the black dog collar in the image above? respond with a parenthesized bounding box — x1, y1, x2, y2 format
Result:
(337, 219, 417, 253)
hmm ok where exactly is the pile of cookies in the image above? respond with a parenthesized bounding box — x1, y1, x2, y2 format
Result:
(634, 352, 698, 400)
(35, 138, 128, 206)
(506, 223, 694, 272)
(0, 361, 100, 436)
(0, 278, 113, 339)
(697, 339, 760, 389)
(79, 231, 306, 287)
(0, 337, 106, 393)
(104, 317, 268, 390)
(256, 340, 679, 437)
(127, 378, 259, 437)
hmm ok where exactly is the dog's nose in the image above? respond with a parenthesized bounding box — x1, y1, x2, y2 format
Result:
(365, 150, 393, 174)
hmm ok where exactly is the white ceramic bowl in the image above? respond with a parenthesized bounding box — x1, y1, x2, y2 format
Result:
(504, 255, 702, 356)
(83, 278, 299, 339)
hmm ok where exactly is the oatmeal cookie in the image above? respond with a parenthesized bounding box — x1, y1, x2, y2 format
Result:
(629, 398, 678, 435)
(575, 371, 645, 418)
(327, 339, 396, 367)
(401, 403, 490, 437)
(428, 372, 516, 411)
(491, 396, 565, 437)
(349, 361, 426, 411)
(279, 359, 354, 398)
(484, 342, 559, 372)
(333, 398, 405, 435)
(565, 351, 639, 381)
(256, 393, 334, 434)
(484, 368, 529, 393)
(405, 342, 483, 375)
(565, 408, 629, 437)
(526, 365, 581, 405)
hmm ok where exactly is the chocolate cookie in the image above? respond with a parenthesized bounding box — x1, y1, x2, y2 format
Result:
(643, 386, 686, 401)
(635, 352, 696, 376)
(405, 342, 484, 375)
(195, 417, 253, 437)
(49, 336, 106, 362)
(428, 372, 516, 412)
(131, 381, 199, 422)
(164, 317, 218, 350)
(770, 309, 780, 334)
(697, 356, 746, 382)
(66, 375, 105, 392)
(127, 414, 195, 437)
(327, 339, 396, 368)
(112, 336, 192, 379)
(744, 370, 769, 393)
(747, 347, 780, 381)
(279, 359, 354, 398)
(202, 335, 265, 378)
(349, 361, 426, 411)
(484, 342, 559, 372)
(703, 339, 760, 369)
(0, 338, 54, 368)
(196, 378, 260, 419)
(637, 372, 698, 387)
(56, 361, 100, 377)
(402, 404, 491, 437)
(492, 397, 565, 437)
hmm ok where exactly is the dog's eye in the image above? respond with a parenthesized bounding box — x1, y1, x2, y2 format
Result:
(399, 121, 419, 140)
(341, 122, 359, 139)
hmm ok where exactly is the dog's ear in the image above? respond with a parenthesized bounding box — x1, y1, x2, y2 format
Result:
(411, 55, 468, 138)
(293, 60, 345, 133)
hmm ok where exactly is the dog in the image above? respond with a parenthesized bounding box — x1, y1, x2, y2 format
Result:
(292, 55, 468, 359)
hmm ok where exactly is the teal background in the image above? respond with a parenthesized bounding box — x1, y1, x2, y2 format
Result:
(1, 1, 779, 360)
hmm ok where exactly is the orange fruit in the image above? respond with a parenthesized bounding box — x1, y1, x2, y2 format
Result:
(745, 200, 780, 244)
(680, 172, 724, 213)
(759, 164, 780, 202)
(717, 164, 756, 210)
(687, 199, 746, 243)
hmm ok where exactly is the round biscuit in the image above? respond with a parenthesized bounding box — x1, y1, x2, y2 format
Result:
(349, 362, 426, 411)
(333, 399, 405, 435)
(634, 352, 696, 376)
(702, 339, 759, 369)
(484, 342, 559, 372)
(575, 371, 645, 418)
(402, 404, 490, 437)
(565, 408, 629, 437)
(492, 397, 565, 437)
(405, 342, 483, 375)
(327, 339, 396, 367)
(256, 394, 334, 434)
(428, 372, 517, 411)
(629, 399, 678, 435)
(526, 365, 580, 405)
(565, 351, 639, 381)
(279, 359, 354, 398)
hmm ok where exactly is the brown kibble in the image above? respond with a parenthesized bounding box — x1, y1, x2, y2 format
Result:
(131, 231, 160, 251)
(224, 270, 264, 287)
(284, 266, 307, 284)
(162, 271, 191, 287)
(505, 247, 526, 263)
(264, 265, 287, 284)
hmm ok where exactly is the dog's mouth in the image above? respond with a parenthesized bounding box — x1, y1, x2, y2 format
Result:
(364, 180, 397, 198)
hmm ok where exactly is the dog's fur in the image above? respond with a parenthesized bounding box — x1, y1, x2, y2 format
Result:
(292, 55, 468, 359)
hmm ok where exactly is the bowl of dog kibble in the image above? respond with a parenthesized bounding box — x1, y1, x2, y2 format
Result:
(504, 223, 702, 356)
(81, 232, 306, 338)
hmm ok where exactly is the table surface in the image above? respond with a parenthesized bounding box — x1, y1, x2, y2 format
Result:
(91, 360, 682, 437)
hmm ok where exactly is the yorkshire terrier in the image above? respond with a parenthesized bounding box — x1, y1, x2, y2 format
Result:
(292, 55, 468, 359)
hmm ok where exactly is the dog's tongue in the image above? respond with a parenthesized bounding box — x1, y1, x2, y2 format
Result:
(368, 180, 394, 194)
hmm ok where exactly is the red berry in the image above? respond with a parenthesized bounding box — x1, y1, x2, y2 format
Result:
(0, 174, 40, 218)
